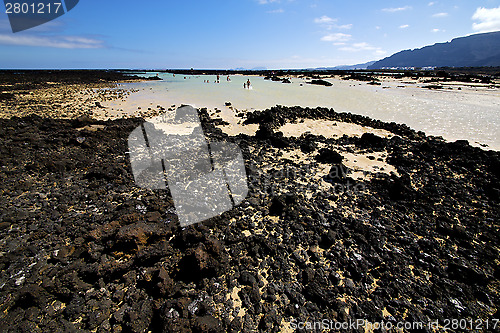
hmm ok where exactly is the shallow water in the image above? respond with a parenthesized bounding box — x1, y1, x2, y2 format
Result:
(104, 73, 500, 150)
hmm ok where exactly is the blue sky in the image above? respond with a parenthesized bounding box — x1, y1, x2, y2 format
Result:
(1, 0, 500, 69)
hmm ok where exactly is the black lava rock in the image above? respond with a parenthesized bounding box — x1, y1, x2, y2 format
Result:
(315, 148, 343, 164)
(307, 79, 333, 87)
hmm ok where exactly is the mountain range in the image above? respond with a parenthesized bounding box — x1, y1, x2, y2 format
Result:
(315, 61, 376, 70)
(368, 31, 500, 69)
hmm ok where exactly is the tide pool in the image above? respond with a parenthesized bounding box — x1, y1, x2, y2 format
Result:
(104, 73, 500, 150)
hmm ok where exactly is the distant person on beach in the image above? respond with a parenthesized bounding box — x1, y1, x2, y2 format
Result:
(217, 74, 220, 83)
(243, 82, 247, 89)
(247, 79, 251, 89)
(227, 75, 231, 81)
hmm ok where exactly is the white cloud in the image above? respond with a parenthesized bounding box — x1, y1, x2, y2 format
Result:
(432, 12, 448, 18)
(336, 24, 353, 30)
(267, 8, 284, 13)
(472, 6, 500, 32)
(353, 42, 375, 50)
(314, 15, 338, 30)
(321, 33, 351, 42)
(314, 16, 336, 24)
(399, 24, 409, 29)
(428, 2, 435, 6)
(339, 42, 386, 56)
(431, 28, 443, 33)
(0, 34, 104, 48)
(314, 16, 352, 31)
(258, 0, 279, 4)
(382, 6, 412, 13)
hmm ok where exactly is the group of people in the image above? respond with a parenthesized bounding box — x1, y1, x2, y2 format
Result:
(205, 75, 234, 84)
(200, 75, 251, 89)
(243, 79, 251, 89)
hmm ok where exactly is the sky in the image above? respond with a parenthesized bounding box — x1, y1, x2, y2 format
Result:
(0, 0, 500, 69)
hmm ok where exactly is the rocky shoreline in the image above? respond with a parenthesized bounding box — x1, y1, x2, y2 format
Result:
(0, 70, 162, 119)
(0, 101, 499, 332)
(0, 71, 499, 332)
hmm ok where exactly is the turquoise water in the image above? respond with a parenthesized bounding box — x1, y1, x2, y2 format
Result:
(108, 73, 500, 150)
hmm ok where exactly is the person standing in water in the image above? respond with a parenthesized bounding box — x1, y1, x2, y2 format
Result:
(216, 74, 220, 83)
(246, 79, 251, 89)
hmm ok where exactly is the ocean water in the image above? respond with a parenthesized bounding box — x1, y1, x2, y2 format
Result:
(105, 73, 500, 150)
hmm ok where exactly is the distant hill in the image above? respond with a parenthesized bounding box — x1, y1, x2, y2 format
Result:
(368, 31, 500, 69)
(232, 67, 268, 71)
(316, 61, 376, 70)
